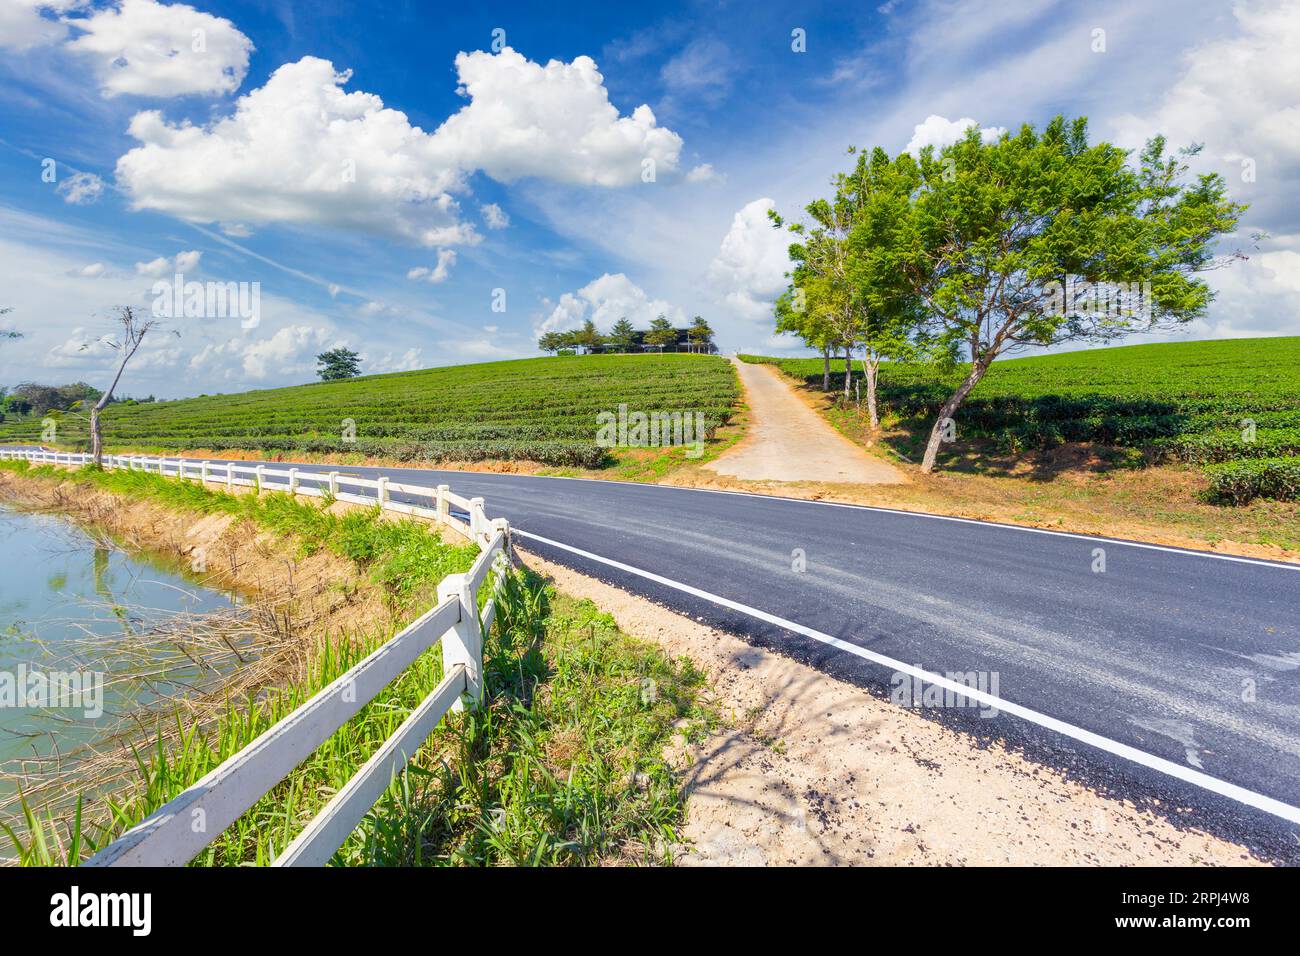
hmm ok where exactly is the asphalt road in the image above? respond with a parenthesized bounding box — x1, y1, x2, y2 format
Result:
(16, 450, 1300, 858)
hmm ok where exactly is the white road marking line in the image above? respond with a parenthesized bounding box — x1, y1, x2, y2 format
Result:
(515, 527, 1300, 827)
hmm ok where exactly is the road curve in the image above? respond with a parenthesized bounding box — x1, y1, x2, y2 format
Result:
(21, 451, 1300, 858)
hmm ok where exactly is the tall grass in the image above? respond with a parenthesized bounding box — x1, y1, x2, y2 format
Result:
(0, 460, 713, 865)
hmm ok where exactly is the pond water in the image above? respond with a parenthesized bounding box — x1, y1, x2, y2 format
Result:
(0, 504, 242, 804)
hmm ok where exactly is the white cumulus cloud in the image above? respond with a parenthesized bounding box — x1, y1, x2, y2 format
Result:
(56, 170, 104, 204)
(429, 47, 684, 187)
(368, 347, 423, 373)
(188, 324, 341, 381)
(708, 197, 790, 321)
(904, 114, 1006, 155)
(114, 47, 689, 247)
(115, 56, 474, 247)
(66, 0, 253, 98)
(1109, 0, 1300, 337)
(407, 249, 456, 283)
(539, 272, 683, 334)
(0, 0, 74, 51)
(481, 202, 509, 229)
(135, 249, 200, 276)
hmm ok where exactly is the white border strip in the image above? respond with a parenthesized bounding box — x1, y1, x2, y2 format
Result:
(516, 528, 1300, 827)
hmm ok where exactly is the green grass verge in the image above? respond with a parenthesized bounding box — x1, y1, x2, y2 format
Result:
(0, 461, 714, 865)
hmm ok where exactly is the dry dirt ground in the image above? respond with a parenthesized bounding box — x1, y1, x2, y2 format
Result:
(705, 358, 906, 484)
(519, 547, 1267, 867)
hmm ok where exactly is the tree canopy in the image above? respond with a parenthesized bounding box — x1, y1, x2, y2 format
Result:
(769, 115, 1246, 470)
(317, 347, 362, 381)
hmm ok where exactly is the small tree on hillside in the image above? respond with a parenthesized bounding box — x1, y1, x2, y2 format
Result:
(687, 316, 714, 353)
(86, 306, 164, 467)
(608, 317, 637, 352)
(644, 315, 676, 352)
(570, 319, 603, 354)
(859, 116, 1246, 472)
(317, 347, 362, 381)
(538, 330, 564, 354)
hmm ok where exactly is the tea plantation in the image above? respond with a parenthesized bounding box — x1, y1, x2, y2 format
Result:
(0, 354, 739, 468)
(740, 337, 1300, 502)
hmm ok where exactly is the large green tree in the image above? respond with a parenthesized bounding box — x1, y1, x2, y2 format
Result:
(608, 317, 637, 352)
(687, 316, 714, 353)
(571, 318, 604, 354)
(856, 117, 1245, 471)
(644, 315, 677, 351)
(317, 347, 362, 381)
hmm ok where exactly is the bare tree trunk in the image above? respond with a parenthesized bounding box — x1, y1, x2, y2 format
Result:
(89, 404, 103, 466)
(920, 361, 989, 473)
(842, 346, 853, 400)
(821, 345, 831, 391)
(859, 353, 880, 430)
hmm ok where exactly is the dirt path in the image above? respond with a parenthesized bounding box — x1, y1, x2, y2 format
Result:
(707, 359, 904, 484)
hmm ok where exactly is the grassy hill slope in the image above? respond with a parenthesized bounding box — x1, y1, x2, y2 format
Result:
(0, 354, 739, 468)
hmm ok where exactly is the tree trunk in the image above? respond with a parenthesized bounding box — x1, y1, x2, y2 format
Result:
(920, 361, 989, 473)
(89, 404, 104, 467)
(821, 346, 831, 391)
(859, 354, 880, 430)
(842, 346, 853, 400)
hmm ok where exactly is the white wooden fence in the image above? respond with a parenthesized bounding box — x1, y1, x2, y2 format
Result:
(0, 447, 510, 867)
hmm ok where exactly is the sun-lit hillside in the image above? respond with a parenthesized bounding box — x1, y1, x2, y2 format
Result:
(0, 354, 739, 467)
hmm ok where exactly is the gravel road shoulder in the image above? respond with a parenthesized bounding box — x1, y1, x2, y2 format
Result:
(519, 546, 1265, 866)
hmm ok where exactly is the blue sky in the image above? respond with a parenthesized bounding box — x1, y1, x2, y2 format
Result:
(0, 0, 1296, 398)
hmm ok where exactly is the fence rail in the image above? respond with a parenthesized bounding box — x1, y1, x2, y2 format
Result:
(0, 447, 510, 866)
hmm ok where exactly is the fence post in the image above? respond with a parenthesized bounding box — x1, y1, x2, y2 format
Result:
(437, 573, 482, 712)
(469, 497, 486, 543)
(255, 465, 264, 494)
(328, 471, 339, 498)
(226, 464, 234, 492)
(377, 476, 389, 505)
(201, 461, 209, 485)
(436, 484, 449, 523)
(491, 518, 512, 563)
(289, 468, 299, 494)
